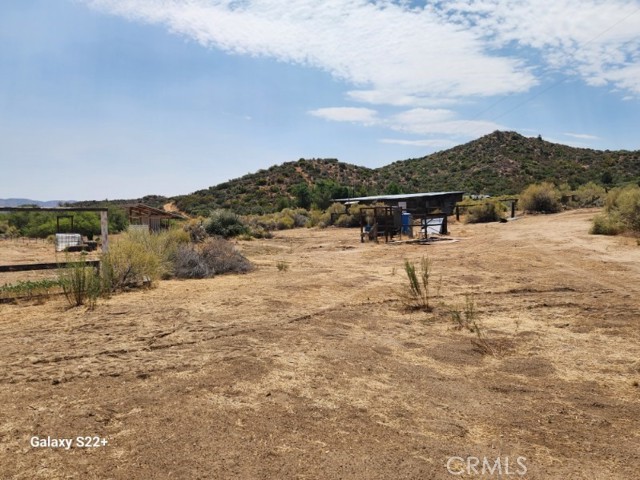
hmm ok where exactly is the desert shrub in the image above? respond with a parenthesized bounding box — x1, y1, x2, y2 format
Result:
(401, 256, 433, 311)
(244, 208, 310, 233)
(573, 182, 606, 208)
(173, 237, 253, 278)
(519, 182, 562, 213)
(58, 260, 102, 308)
(592, 185, 640, 235)
(173, 244, 213, 278)
(465, 201, 506, 223)
(183, 219, 207, 243)
(205, 209, 248, 238)
(590, 214, 623, 235)
(101, 228, 188, 289)
(306, 209, 331, 228)
(200, 237, 254, 274)
(449, 294, 494, 355)
(0, 222, 19, 238)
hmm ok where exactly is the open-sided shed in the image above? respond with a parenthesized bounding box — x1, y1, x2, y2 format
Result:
(334, 191, 464, 242)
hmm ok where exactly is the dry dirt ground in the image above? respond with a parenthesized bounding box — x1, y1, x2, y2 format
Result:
(1, 209, 639, 479)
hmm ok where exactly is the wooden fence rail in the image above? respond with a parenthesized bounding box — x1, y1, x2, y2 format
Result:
(0, 260, 100, 273)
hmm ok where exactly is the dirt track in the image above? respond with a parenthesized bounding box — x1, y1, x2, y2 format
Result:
(1, 209, 639, 479)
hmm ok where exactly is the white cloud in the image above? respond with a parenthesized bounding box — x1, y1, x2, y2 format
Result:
(308, 107, 379, 124)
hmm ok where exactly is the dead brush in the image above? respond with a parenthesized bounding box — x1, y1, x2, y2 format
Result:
(450, 294, 495, 356)
(276, 260, 289, 272)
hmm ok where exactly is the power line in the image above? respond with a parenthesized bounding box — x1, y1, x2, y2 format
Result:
(465, 4, 640, 134)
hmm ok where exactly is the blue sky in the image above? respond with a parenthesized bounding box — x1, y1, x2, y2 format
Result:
(1, 0, 640, 201)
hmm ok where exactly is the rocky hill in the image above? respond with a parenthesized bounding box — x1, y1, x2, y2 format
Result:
(377, 131, 640, 195)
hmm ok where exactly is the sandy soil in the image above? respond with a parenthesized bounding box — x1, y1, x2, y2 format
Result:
(1, 209, 639, 479)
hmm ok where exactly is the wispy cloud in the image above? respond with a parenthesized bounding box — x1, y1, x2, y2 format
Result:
(309, 105, 503, 143)
(380, 138, 457, 148)
(436, 0, 640, 95)
(309, 107, 379, 124)
(563, 132, 600, 140)
(80, 0, 537, 104)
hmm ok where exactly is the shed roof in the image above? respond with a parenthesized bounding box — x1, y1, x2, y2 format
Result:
(128, 204, 187, 220)
(333, 191, 464, 202)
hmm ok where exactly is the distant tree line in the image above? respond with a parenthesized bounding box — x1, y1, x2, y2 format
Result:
(1, 207, 128, 239)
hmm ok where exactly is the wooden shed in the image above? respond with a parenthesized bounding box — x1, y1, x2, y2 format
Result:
(127, 204, 186, 232)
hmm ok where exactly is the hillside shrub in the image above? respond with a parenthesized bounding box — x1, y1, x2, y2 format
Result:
(591, 185, 640, 235)
(465, 201, 506, 223)
(520, 182, 562, 213)
(205, 209, 248, 238)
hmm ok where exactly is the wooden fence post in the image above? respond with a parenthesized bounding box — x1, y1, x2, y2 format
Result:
(100, 211, 109, 253)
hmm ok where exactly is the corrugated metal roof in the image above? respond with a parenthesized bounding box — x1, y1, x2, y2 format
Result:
(333, 191, 464, 202)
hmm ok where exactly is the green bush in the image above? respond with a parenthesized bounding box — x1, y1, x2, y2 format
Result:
(520, 182, 562, 213)
(205, 209, 248, 238)
(465, 201, 506, 223)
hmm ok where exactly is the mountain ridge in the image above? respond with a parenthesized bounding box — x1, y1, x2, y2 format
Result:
(66, 130, 640, 215)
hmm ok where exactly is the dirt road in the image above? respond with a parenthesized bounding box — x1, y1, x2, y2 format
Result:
(1, 209, 639, 479)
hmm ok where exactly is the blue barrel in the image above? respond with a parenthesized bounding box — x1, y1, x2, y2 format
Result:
(401, 212, 412, 235)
